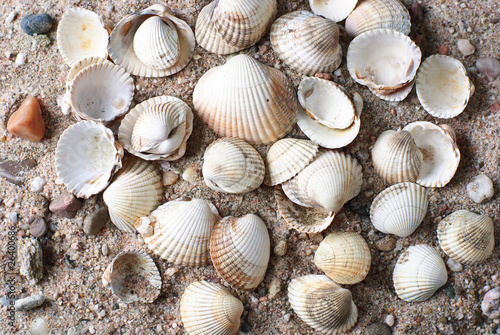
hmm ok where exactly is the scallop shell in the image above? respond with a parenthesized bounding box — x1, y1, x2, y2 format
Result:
(103, 157, 163, 232)
(210, 214, 270, 291)
(370, 182, 429, 237)
(437, 210, 494, 265)
(102, 250, 161, 304)
(55, 121, 123, 199)
(288, 274, 358, 334)
(314, 232, 371, 285)
(193, 54, 297, 145)
(180, 281, 243, 335)
(309, 0, 359, 22)
(416, 55, 474, 118)
(393, 244, 448, 302)
(57, 8, 109, 66)
(203, 138, 265, 194)
(270, 11, 342, 75)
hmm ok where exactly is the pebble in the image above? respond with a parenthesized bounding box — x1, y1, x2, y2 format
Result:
(240, 321, 251, 333)
(162, 170, 178, 186)
(438, 45, 449, 55)
(410, 3, 424, 23)
(283, 313, 291, 322)
(466, 174, 494, 203)
(273, 239, 288, 256)
(15, 294, 45, 311)
(268, 278, 281, 300)
(5, 11, 17, 24)
(446, 257, 463, 272)
(29, 215, 48, 237)
(31, 317, 50, 335)
(385, 314, 395, 327)
(482, 287, 500, 319)
(7, 96, 45, 141)
(366, 322, 392, 335)
(490, 102, 500, 114)
(18, 237, 43, 285)
(21, 14, 53, 35)
(49, 191, 82, 218)
(6, 211, 18, 223)
(375, 236, 397, 251)
(83, 207, 109, 235)
(456, 39, 475, 56)
(182, 167, 197, 183)
(422, 306, 432, 314)
(30, 176, 46, 192)
(102, 243, 109, 256)
(438, 315, 448, 323)
(476, 57, 500, 82)
(15, 53, 26, 65)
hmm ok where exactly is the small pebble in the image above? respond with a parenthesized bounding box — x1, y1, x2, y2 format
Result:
(29, 216, 48, 237)
(482, 287, 500, 319)
(6, 211, 18, 223)
(83, 207, 109, 235)
(5, 11, 17, 24)
(15, 294, 45, 311)
(446, 257, 463, 272)
(165, 267, 179, 276)
(182, 166, 197, 184)
(15, 53, 26, 65)
(49, 191, 81, 218)
(422, 306, 432, 314)
(240, 321, 251, 333)
(31, 317, 50, 335)
(18, 237, 43, 285)
(162, 170, 178, 186)
(410, 3, 424, 23)
(375, 236, 397, 251)
(7, 96, 45, 141)
(490, 102, 500, 114)
(273, 239, 288, 256)
(457, 39, 475, 56)
(314, 72, 333, 81)
(30, 176, 46, 192)
(438, 315, 448, 323)
(0, 158, 34, 185)
(476, 57, 500, 82)
(101, 243, 109, 256)
(385, 314, 395, 327)
(438, 45, 449, 55)
(466, 174, 494, 203)
(21, 14, 53, 36)
(283, 313, 291, 322)
(366, 322, 392, 335)
(267, 278, 281, 300)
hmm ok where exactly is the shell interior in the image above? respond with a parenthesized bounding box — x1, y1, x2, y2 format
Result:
(309, 0, 359, 22)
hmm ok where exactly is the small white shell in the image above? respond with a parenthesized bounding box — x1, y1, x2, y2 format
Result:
(309, 0, 359, 22)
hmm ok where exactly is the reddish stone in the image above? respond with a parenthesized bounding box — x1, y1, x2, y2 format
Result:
(314, 72, 333, 81)
(7, 96, 45, 141)
(489, 102, 500, 114)
(438, 45, 449, 55)
(49, 191, 81, 218)
(410, 3, 424, 23)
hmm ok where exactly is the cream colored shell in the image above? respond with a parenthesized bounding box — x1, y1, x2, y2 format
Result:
(309, 0, 358, 22)
(66, 57, 110, 88)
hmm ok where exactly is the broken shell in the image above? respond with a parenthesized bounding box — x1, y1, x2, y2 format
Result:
(393, 244, 448, 302)
(55, 121, 123, 199)
(203, 138, 265, 194)
(288, 274, 358, 333)
(210, 214, 270, 291)
(437, 210, 494, 265)
(180, 281, 243, 335)
(102, 250, 161, 304)
(309, 0, 358, 22)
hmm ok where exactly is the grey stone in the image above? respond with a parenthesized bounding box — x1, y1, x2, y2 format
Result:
(482, 287, 500, 319)
(29, 216, 48, 238)
(21, 14, 53, 36)
(15, 294, 45, 311)
(18, 237, 43, 285)
(366, 322, 392, 335)
(83, 207, 109, 235)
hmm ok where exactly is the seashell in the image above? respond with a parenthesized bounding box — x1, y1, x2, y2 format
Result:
(416, 55, 474, 118)
(270, 11, 342, 75)
(369, 79, 415, 102)
(203, 138, 265, 194)
(288, 274, 358, 333)
(108, 4, 195, 77)
(55, 121, 123, 199)
(210, 214, 270, 291)
(103, 157, 163, 232)
(437, 210, 494, 265)
(393, 244, 448, 302)
(314, 232, 371, 285)
(66, 56, 110, 88)
(264, 138, 319, 186)
(180, 281, 243, 335)
(370, 182, 429, 237)
(193, 54, 297, 145)
(102, 250, 161, 304)
(309, 0, 359, 22)
(346, 0, 411, 37)
(57, 8, 109, 66)
(136, 198, 220, 267)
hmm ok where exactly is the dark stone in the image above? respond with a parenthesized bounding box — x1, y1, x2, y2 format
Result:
(83, 207, 109, 235)
(444, 283, 455, 299)
(0, 158, 36, 185)
(63, 254, 75, 269)
(20, 14, 53, 36)
(49, 191, 81, 218)
(410, 3, 424, 23)
(365, 322, 392, 335)
(240, 321, 251, 333)
(29, 216, 48, 238)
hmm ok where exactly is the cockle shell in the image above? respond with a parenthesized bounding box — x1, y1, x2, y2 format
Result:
(193, 54, 297, 145)
(309, 0, 359, 22)
(66, 57, 110, 88)
(180, 281, 243, 335)
(437, 210, 494, 265)
(393, 245, 448, 302)
(288, 274, 358, 334)
(210, 214, 270, 291)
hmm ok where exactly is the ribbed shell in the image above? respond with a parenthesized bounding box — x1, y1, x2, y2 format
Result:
(393, 245, 448, 302)
(314, 232, 371, 285)
(288, 275, 358, 334)
(103, 157, 163, 232)
(370, 182, 429, 237)
(437, 210, 494, 265)
(180, 281, 243, 335)
(193, 54, 297, 145)
(270, 11, 342, 75)
(210, 214, 270, 291)
(203, 138, 265, 194)
(309, 0, 359, 22)
(66, 57, 110, 88)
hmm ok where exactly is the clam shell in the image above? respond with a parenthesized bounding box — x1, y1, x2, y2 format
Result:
(369, 79, 415, 102)
(437, 210, 494, 265)
(309, 0, 359, 22)
(55, 121, 123, 199)
(288, 274, 358, 333)
(370, 182, 429, 237)
(66, 56, 110, 88)
(314, 232, 371, 285)
(210, 214, 270, 291)
(193, 54, 297, 145)
(270, 11, 342, 75)
(180, 281, 243, 335)
(103, 157, 163, 232)
(203, 138, 265, 194)
(393, 244, 448, 302)
(102, 250, 161, 304)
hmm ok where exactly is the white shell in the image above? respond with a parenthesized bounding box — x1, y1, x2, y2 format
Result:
(66, 57, 110, 88)
(309, 0, 358, 22)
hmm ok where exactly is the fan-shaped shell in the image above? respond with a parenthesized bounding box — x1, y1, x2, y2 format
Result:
(66, 57, 110, 88)
(288, 274, 358, 334)
(370, 182, 429, 237)
(437, 210, 494, 265)
(309, 0, 359, 22)
(393, 245, 448, 302)
(210, 214, 270, 291)
(193, 54, 297, 145)
(180, 281, 243, 335)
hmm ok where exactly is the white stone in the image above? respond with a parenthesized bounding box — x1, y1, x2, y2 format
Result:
(15, 53, 25, 65)
(6, 212, 18, 223)
(457, 39, 475, 56)
(283, 313, 291, 322)
(466, 174, 494, 203)
(31, 318, 50, 335)
(482, 288, 500, 319)
(182, 166, 197, 183)
(385, 314, 395, 327)
(5, 11, 16, 24)
(446, 258, 463, 272)
(30, 177, 46, 192)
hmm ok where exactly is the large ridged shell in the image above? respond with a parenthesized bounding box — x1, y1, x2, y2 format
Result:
(393, 245, 448, 302)
(66, 57, 110, 88)
(203, 138, 265, 194)
(193, 54, 297, 145)
(103, 158, 163, 232)
(210, 214, 270, 291)
(288, 274, 358, 334)
(309, 0, 359, 22)
(314, 232, 371, 285)
(180, 281, 243, 335)
(437, 210, 494, 265)
(270, 11, 342, 75)
(370, 182, 429, 237)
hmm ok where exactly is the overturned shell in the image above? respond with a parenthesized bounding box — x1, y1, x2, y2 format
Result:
(437, 210, 494, 265)
(314, 232, 371, 285)
(102, 250, 161, 304)
(370, 182, 429, 237)
(288, 274, 358, 334)
(393, 244, 448, 302)
(180, 281, 243, 335)
(210, 214, 270, 291)
(309, 0, 358, 22)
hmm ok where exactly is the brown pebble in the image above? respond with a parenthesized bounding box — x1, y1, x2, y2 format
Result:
(438, 315, 447, 323)
(489, 102, 500, 114)
(387, 307, 395, 313)
(438, 45, 449, 55)
(375, 236, 397, 251)
(365, 322, 392, 335)
(422, 305, 432, 314)
(314, 72, 333, 81)
(162, 170, 178, 186)
(491, 18, 499, 24)
(416, 316, 423, 323)
(49, 191, 81, 218)
(83, 207, 109, 235)
(258, 44, 269, 54)
(273, 239, 288, 256)
(410, 3, 424, 23)
(456, 300, 463, 307)
(7, 96, 45, 141)
(29, 216, 48, 238)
